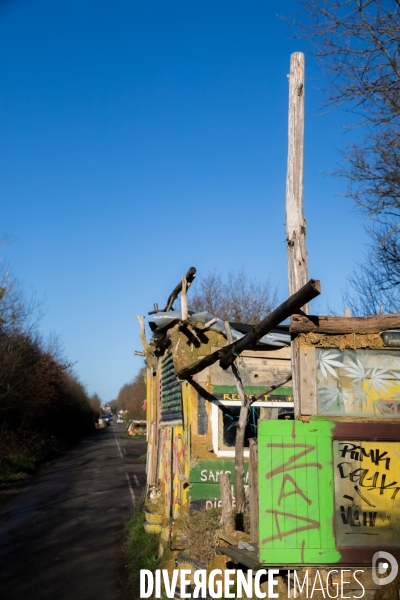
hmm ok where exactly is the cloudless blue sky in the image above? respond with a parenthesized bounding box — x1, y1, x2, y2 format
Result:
(0, 0, 367, 401)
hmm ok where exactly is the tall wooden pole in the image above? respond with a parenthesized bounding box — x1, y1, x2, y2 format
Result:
(285, 52, 309, 313)
(286, 52, 308, 418)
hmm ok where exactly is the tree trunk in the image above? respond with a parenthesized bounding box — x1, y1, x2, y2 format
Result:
(224, 321, 248, 518)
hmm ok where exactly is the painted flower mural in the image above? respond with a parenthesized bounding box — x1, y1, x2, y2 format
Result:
(316, 348, 400, 417)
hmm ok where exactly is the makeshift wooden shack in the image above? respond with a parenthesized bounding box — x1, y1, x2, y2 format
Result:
(141, 301, 294, 532)
(257, 313, 400, 566)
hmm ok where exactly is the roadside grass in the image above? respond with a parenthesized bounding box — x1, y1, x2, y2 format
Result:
(0, 456, 36, 485)
(0, 433, 81, 486)
(125, 507, 161, 597)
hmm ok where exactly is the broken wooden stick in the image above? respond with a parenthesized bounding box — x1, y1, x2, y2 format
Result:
(177, 279, 320, 379)
(148, 267, 196, 314)
(181, 276, 188, 321)
(136, 316, 148, 353)
(219, 278, 320, 369)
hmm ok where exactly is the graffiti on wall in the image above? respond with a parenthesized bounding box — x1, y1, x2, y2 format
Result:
(334, 440, 400, 546)
(172, 427, 188, 517)
(258, 420, 339, 565)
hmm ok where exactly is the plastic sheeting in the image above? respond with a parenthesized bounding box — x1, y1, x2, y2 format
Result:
(150, 310, 290, 348)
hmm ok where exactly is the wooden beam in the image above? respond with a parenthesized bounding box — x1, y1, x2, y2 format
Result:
(177, 279, 320, 379)
(286, 52, 309, 314)
(290, 313, 400, 334)
(219, 279, 321, 370)
(148, 267, 196, 314)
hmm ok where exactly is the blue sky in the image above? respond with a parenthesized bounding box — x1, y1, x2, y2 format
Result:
(0, 0, 367, 401)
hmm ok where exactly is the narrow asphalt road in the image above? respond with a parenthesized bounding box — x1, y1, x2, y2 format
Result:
(0, 422, 146, 600)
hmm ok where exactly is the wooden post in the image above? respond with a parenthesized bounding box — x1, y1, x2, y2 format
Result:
(286, 52, 308, 418)
(136, 316, 148, 353)
(224, 321, 248, 517)
(219, 472, 234, 533)
(249, 439, 259, 544)
(286, 52, 309, 312)
(181, 276, 188, 320)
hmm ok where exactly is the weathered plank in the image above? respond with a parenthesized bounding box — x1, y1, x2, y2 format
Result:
(215, 545, 260, 569)
(298, 345, 317, 415)
(290, 312, 400, 334)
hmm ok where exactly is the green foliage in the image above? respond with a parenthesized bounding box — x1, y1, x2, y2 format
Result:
(0, 254, 94, 483)
(125, 509, 160, 595)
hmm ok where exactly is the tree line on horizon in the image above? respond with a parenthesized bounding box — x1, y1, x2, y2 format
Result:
(0, 258, 94, 482)
(110, 370, 147, 420)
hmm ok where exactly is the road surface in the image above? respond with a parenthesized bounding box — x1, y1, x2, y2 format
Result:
(0, 422, 146, 600)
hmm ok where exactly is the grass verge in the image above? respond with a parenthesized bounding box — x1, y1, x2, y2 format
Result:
(0, 434, 79, 486)
(125, 507, 161, 597)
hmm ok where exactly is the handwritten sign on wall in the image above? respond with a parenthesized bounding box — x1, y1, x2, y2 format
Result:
(334, 440, 400, 547)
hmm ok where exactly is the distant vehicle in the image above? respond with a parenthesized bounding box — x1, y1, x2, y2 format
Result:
(100, 414, 112, 425)
(117, 418, 124, 423)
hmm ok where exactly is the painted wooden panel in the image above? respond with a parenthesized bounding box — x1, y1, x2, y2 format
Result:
(258, 420, 340, 565)
(334, 440, 400, 547)
(190, 459, 249, 483)
(189, 459, 248, 509)
(315, 348, 400, 417)
(159, 427, 172, 519)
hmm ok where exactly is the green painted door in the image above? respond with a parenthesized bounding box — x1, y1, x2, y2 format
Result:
(258, 420, 340, 565)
